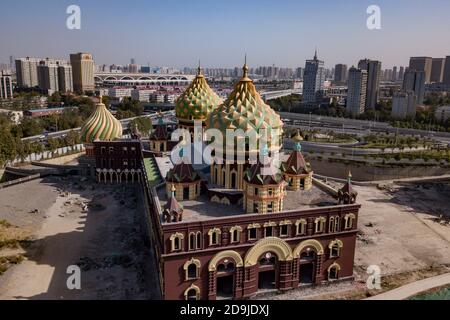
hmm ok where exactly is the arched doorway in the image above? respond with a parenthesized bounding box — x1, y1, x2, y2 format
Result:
(208, 250, 244, 300)
(258, 252, 277, 290)
(299, 250, 316, 284)
(216, 262, 235, 299)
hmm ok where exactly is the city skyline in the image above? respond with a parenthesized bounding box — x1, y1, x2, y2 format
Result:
(1, 0, 450, 69)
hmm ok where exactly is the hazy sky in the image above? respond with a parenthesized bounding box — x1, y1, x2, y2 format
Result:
(1, 0, 449, 69)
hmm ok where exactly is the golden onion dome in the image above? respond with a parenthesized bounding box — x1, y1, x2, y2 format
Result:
(206, 63, 283, 149)
(80, 97, 123, 143)
(175, 65, 222, 123)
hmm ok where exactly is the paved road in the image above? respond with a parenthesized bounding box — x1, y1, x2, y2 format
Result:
(365, 272, 450, 300)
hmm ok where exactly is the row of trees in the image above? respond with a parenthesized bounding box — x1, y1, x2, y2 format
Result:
(0, 113, 82, 167)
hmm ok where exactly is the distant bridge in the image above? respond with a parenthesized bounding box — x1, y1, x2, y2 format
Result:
(261, 89, 301, 101)
(94, 72, 195, 86)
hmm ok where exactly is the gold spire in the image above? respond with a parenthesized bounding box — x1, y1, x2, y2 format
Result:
(197, 60, 203, 76)
(241, 54, 250, 80)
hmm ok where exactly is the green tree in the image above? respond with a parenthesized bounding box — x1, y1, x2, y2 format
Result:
(0, 128, 16, 166)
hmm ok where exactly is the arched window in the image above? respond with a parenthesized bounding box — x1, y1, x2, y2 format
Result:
(189, 233, 196, 251)
(196, 232, 202, 250)
(170, 233, 184, 252)
(208, 228, 222, 246)
(184, 258, 201, 280)
(279, 220, 292, 237)
(329, 216, 335, 233)
(184, 284, 200, 300)
(334, 216, 340, 232)
(314, 217, 326, 233)
(328, 263, 341, 280)
(247, 223, 260, 241)
(344, 213, 356, 230)
(188, 264, 197, 279)
(295, 219, 307, 236)
(229, 226, 243, 243)
(329, 240, 343, 258)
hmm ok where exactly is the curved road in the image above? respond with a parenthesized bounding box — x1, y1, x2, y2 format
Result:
(365, 272, 450, 300)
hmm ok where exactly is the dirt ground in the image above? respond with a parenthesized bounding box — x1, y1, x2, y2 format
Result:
(0, 177, 160, 300)
(262, 181, 450, 300)
(354, 182, 450, 279)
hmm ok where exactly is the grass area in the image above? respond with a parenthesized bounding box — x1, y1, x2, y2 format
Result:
(410, 285, 450, 300)
(143, 157, 163, 186)
(312, 265, 450, 300)
(358, 133, 432, 150)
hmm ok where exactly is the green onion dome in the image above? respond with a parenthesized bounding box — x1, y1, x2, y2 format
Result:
(175, 66, 222, 123)
(206, 63, 283, 150)
(80, 97, 123, 143)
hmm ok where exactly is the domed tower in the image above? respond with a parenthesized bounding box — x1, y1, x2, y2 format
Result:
(175, 63, 221, 138)
(150, 111, 169, 155)
(338, 172, 358, 204)
(243, 146, 285, 214)
(80, 96, 123, 156)
(206, 61, 284, 190)
(281, 132, 313, 191)
(165, 151, 202, 201)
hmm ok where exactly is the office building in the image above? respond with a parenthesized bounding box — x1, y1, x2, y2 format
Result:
(15, 57, 40, 88)
(391, 91, 417, 119)
(443, 56, 450, 87)
(346, 67, 367, 116)
(358, 59, 381, 109)
(409, 57, 433, 84)
(302, 50, 325, 104)
(431, 58, 445, 83)
(403, 69, 425, 105)
(334, 64, 348, 85)
(70, 53, 95, 92)
(0, 71, 13, 100)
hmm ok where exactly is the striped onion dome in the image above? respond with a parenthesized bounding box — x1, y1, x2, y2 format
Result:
(80, 97, 123, 143)
(175, 65, 222, 123)
(206, 63, 283, 150)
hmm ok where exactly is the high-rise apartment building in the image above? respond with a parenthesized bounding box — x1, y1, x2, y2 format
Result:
(302, 50, 325, 104)
(0, 71, 13, 100)
(391, 91, 417, 119)
(58, 64, 73, 92)
(37, 62, 60, 94)
(409, 57, 433, 84)
(358, 59, 381, 109)
(15, 57, 40, 88)
(346, 67, 367, 116)
(398, 66, 405, 83)
(430, 58, 445, 83)
(392, 66, 398, 82)
(443, 56, 450, 87)
(403, 69, 425, 105)
(70, 53, 95, 92)
(334, 64, 348, 85)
